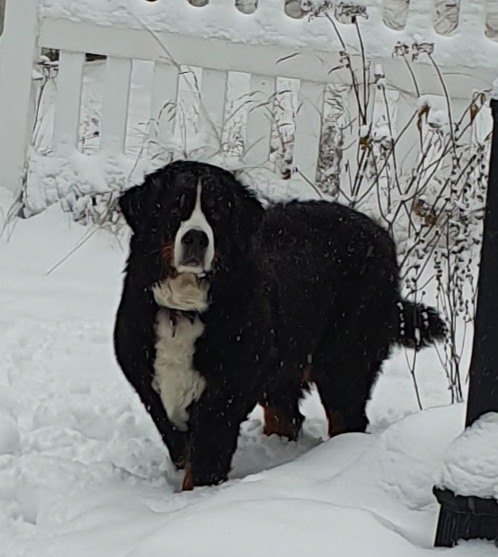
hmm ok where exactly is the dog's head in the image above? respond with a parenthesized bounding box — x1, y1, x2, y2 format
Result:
(119, 161, 264, 284)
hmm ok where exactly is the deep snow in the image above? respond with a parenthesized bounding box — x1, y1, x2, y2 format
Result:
(0, 186, 495, 556)
(0, 0, 496, 554)
(439, 412, 498, 499)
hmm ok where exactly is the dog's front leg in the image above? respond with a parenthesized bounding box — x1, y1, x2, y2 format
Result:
(182, 386, 253, 490)
(124, 368, 189, 470)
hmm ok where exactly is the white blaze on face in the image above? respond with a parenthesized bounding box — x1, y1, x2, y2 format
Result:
(174, 179, 215, 274)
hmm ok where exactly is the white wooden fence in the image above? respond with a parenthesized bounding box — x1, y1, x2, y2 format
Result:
(0, 0, 497, 208)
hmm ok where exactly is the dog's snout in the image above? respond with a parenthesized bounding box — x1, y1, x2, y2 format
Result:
(178, 229, 210, 270)
(181, 229, 209, 250)
(173, 181, 215, 273)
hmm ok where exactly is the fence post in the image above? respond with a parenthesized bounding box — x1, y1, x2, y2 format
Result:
(0, 0, 39, 193)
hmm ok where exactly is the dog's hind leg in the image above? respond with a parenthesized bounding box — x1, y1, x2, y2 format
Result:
(259, 378, 307, 441)
(313, 331, 390, 437)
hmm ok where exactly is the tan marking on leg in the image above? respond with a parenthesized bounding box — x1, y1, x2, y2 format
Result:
(182, 463, 194, 491)
(327, 410, 346, 438)
(263, 406, 299, 440)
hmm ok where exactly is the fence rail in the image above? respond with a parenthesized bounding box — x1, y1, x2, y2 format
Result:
(0, 0, 496, 207)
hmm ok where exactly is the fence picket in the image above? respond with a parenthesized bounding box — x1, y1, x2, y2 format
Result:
(371, 86, 400, 187)
(53, 51, 85, 153)
(200, 68, 228, 146)
(292, 80, 325, 184)
(393, 94, 419, 172)
(150, 62, 180, 155)
(101, 56, 132, 153)
(244, 74, 275, 166)
(0, 0, 39, 192)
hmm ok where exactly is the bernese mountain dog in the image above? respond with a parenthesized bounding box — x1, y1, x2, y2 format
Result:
(114, 160, 446, 490)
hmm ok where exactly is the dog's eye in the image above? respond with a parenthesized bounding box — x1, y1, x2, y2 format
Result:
(206, 202, 223, 221)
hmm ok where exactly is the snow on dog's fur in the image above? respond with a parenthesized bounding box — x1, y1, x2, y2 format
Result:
(114, 160, 446, 490)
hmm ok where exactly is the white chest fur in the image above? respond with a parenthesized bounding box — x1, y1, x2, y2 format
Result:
(151, 274, 209, 432)
(152, 273, 209, 312)
(152, 310, 206, 431)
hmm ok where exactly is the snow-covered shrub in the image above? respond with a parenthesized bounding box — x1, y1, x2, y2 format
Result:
(297, 2, 490, 406)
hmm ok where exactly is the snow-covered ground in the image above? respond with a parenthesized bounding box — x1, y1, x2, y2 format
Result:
(0, 0, 495, 553)
(0, 185, 496, 556)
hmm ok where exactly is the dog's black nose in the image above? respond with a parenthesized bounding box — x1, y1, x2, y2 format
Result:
(181, 229, 209, 250)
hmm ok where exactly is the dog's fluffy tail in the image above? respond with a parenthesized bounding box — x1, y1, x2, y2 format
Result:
(396, 300, 446, 350)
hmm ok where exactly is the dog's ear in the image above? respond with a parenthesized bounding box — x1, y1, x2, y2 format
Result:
(119, 174, 162, 233)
